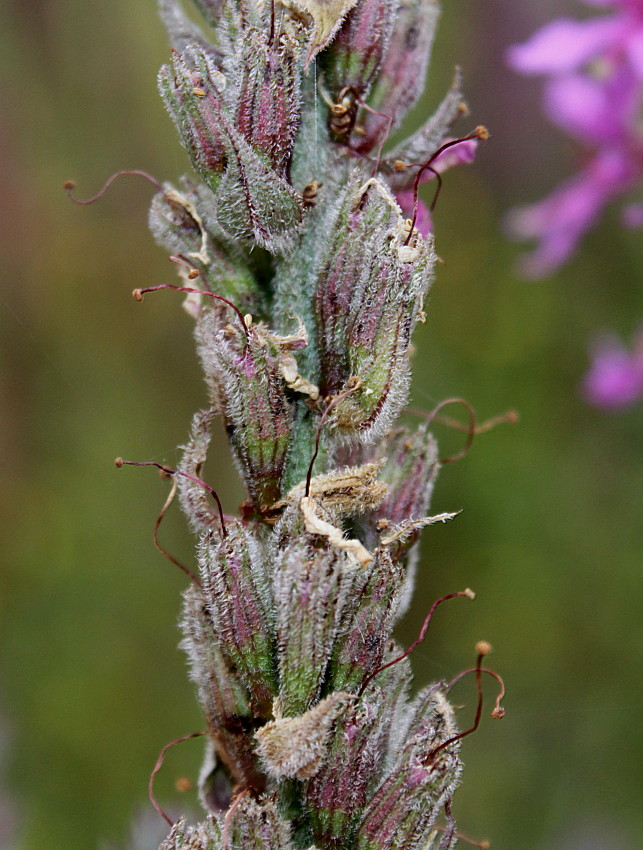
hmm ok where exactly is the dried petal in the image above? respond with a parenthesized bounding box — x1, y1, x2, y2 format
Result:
(290, 0, 361, 67)
(255, 692, 354, 779)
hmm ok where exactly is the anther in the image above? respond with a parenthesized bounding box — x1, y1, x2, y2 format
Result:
(192, 87, 206, 98)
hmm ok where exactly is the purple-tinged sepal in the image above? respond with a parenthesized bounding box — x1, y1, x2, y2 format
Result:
(327, 547, 405, 693)
(214, 119, 306, 253)
(233, 28, 303, 176)
(355, 683, 462, 850)
(198, 522, 277, 714)
(315, 174, 435, 444)
(180, 585, 266, 799)
(372, 423, 440, 541)
(158, 47, 228, 186)
(149, 179, 265, 316)
(160, 816, 222, 850)
(214, 794, 295, 850)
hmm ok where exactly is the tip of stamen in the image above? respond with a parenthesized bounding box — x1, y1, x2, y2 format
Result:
(63, 180, 76, 191)
(464, 588, 476, 600)
(491, 707, 506, 719)
(132, 288, 144, 301)
(393, 160, 407, 172)
(187, 269, 200, 279)
(474, 125, 490, 141)
(115, 457, 124, 468)
(476, 640, 493, 656)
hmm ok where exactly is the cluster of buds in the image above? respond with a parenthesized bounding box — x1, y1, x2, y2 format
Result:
(113, 0, 500, 847)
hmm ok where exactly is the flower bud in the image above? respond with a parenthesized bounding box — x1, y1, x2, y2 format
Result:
(315, 175, 434, 444)
(274, 539, 355, 715)
(149, 181, 265, 316)
(215, 795, 294, 850)
(356, 0, 440, 153)
(355, 684, 462, 850)
(198, 523, 277, 713)
(374, 424, 440, 532)
(323, 0, 399, 101)
(327, 548, 404, 693)
(160, 816, 221, 850)
(180, 586, 265, 795)
(234, 29, 303, 175)
(158, 46, 228, 184)
(196, 310, 294, 511)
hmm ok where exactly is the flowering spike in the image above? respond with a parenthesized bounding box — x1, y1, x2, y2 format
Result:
(94, 0, 502, 845)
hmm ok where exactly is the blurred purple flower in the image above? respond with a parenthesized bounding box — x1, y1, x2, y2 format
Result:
(583, 329, 643, 409)
(507, 0, 643, 277)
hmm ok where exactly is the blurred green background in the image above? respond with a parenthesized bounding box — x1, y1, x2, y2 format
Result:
(2, 0, 642, 848)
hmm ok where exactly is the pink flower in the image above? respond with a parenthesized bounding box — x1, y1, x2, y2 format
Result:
(507, 0, 643, 277)
(582, 329, 643, 409)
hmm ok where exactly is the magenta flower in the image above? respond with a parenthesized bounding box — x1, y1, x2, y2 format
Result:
(583, 329, 643, 409)
(507, 0, 643, 278)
